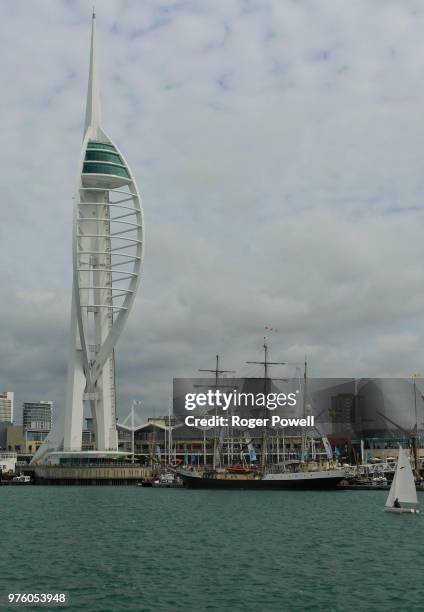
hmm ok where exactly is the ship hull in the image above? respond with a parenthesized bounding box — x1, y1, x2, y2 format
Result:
(180, 470, 345, 490)
(384, 507, 419, 514)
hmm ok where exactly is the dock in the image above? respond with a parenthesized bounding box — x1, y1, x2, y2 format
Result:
(19, 464, 153, 486)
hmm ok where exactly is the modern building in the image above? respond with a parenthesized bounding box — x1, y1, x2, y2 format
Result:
(6, 425, 25, 454)
(0, 422, 8, 449)
(0, 452, 17, 475)
(33, 13, 144, 463)
(23, 401, 53, 432)
(0, 392, 14, 423)
(21, 402, 53, 456)
(6, 424, 48, 456)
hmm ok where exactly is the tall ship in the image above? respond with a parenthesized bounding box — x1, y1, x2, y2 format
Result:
(178, 342, 346, 489)
(179, 465, 345, 490)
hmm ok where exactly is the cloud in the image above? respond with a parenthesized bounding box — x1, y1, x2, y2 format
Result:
(1, 0, 424, 423)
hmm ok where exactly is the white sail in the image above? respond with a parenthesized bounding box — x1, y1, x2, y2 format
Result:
(385, 446, 418, 508)
(385, 466, 398, 508)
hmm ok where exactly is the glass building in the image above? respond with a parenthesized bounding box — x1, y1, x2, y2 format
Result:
(23, 401, 53, 432)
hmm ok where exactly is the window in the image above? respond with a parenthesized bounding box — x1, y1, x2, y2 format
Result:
(82, 163, 130, 178)
(85, 150, 122, 164)
(87, 141, 116, 151)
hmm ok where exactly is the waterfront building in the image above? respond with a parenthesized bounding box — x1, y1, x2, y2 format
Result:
(0, 422, 9, 450)
(23, 401, 52, 432)
(0, 392, 14, 423)
(0, 452, 17, 475)
(33, 13, 144, 462)
(5, 424, 48, 456)
(82, 419, 95, 450)
(22, 401, 53, 454)
(117, 418, 307, 467)
(117, 375, 424, 468)
(6, 425, 25, 454)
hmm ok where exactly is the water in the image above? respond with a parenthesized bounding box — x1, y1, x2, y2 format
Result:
(1, 487, 423, 611)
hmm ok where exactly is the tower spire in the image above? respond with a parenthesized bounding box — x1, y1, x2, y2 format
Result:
(84, 11, 102, 138)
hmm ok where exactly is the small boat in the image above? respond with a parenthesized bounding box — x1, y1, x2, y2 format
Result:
(384, 445, 419, 514)
(372, 476, 388, 486)
(139, 476, 156, 487)
(11, 474, 32, 484)
(152, 472, 183, 488)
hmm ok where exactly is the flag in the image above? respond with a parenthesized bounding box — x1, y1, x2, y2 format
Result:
(244, 431, 257, 461)
(248, 444, 257, 461)
(322, 436, 333, 460)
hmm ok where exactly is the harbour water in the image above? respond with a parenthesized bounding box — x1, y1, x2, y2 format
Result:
(1, 488, 423, 611)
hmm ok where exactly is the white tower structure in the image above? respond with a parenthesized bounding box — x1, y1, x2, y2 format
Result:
(33, 13, 144, 461)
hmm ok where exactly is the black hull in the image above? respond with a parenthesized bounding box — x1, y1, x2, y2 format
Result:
(181, 474, 345, 490)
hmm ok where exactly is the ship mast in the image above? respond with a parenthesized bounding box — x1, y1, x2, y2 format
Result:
(412, 372, 420, 477)
(247, 338, 285, 469)
(198, 355, 236, 470)
(301, 358, 308, 464)
(376, 398, 421, 478)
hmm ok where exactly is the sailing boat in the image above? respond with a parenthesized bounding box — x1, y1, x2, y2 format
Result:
(384, 445, 419, 514)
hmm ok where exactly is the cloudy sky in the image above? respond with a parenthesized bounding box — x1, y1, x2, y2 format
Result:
(1, 0, 424, 424)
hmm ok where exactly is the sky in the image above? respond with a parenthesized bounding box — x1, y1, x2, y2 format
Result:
(1, 0, 424, 424)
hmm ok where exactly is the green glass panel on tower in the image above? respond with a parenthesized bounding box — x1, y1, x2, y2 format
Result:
(87, 141, 117, 151)
(82, 162, 130, 178)
(85, 150, 122, 164)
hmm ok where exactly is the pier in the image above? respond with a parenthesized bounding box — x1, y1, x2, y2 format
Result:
(21, 464, 152, 486)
